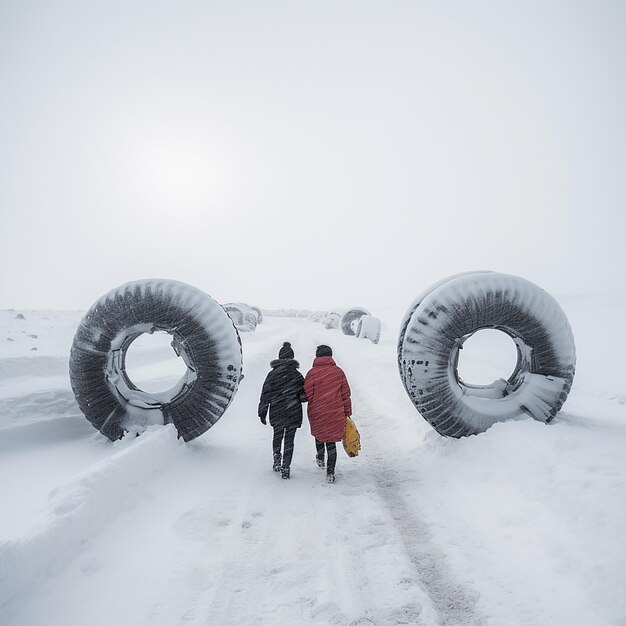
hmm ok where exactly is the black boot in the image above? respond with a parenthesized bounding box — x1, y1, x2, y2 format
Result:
(273, 453, 281, 472)
(316, 452, 325, 468)
(326, 472, 335, 483)
(281, 467, 290, 479)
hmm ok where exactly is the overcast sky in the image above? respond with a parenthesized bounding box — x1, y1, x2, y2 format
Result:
(1, 0, 624, 312)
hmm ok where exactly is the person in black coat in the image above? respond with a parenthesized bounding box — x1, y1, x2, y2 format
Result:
(258, 342, 307, 479)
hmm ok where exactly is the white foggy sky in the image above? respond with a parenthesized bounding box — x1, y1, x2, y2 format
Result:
(1, 0, 624, 312)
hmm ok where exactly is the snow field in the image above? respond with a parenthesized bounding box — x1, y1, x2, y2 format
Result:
(1, 298, 625, 625)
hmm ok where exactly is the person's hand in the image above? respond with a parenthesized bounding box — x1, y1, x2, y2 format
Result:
(260, 417, 267, 425)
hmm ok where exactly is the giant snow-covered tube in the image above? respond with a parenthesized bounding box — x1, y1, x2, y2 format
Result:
(223, 303, 257, 332)
(397, 272, 576, 437)
(308, 311, 327, 323)
(323, 309, 344, 330)
(70, 279, 243, 442)
(357, 315, 382, 344)
(251, 306, 263, 324)
(340, 308, 370, 336)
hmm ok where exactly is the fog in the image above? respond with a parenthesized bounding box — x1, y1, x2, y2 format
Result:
(1, 1, 624, 312)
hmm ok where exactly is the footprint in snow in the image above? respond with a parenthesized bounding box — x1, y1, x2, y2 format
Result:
(81, 558, 104, 576)
(311, 602, 346, 623)
(54, 498, 81, 515)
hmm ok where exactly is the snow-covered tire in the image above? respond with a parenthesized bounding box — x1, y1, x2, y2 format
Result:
(357, 315, 382, 344)
(223, 303, 257, 332)
(70, 279, 242, 442)
(251, 306, 263, 324)
(241, 311, 258, 332)
(223, 304, 244, 324)
(398, 272, 576, 437)
(340, 308, 370, 336)
(323, 310, 343, 330)
(308, 311, 326, 323)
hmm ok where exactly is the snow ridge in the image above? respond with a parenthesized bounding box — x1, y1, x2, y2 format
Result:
(0, 426, 182, 610)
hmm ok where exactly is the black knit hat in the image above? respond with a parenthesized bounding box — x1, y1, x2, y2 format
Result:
(278, 342, 294, 359)
(316, 345, 332, 357)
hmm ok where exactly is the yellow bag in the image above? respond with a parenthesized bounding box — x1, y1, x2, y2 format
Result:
(342, 417, 361, 458)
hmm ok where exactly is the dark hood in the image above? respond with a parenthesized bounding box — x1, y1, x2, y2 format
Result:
(270, 358, 300, 369)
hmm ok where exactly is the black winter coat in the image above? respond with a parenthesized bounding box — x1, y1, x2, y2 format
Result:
(258, 359, 307, 430)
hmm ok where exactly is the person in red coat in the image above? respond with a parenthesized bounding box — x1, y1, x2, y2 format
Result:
(304, 345, 352, 483)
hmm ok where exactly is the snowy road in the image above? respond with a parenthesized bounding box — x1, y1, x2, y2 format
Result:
(1, 307, 625, 625)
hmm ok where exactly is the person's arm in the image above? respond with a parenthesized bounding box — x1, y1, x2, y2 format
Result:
(303, 371, 314, 404)
(258, 373, 273, 424)
(297, 372, 308, 403)
(340, 370, 352, 417)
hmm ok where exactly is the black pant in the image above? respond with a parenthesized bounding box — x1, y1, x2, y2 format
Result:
(315, 439, 337, 474)
(273, 426, 297, 469)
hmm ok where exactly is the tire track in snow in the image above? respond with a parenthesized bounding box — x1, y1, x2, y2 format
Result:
(369, 460, 483, 626)
(333, 332, 485, 626)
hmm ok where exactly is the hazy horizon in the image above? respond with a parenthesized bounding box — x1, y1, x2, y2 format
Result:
(2, 1, 624, 312)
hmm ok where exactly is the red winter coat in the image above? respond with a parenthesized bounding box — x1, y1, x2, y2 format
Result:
(304, 356, 352, 442)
